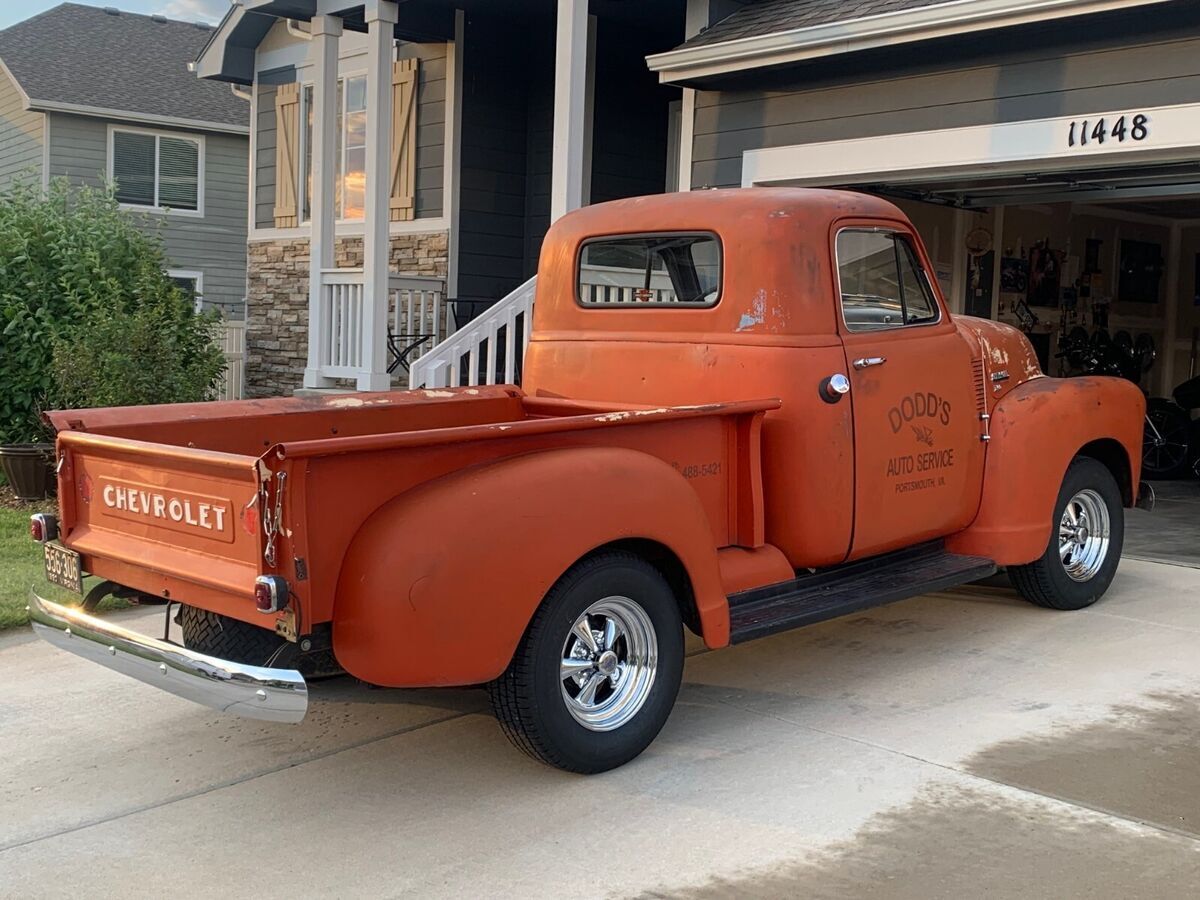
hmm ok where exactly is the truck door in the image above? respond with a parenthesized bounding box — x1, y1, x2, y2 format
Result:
(834, 225, 987, 560)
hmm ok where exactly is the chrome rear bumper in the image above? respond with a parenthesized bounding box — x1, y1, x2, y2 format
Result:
(28, 591, 308, 723)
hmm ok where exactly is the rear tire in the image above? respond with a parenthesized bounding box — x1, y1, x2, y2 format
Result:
(488, 551, 684, 774)
(180, 606, 292, 667)
(1009, 457, 1124, 610)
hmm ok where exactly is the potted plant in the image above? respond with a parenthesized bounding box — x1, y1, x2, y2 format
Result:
(0, 442, 54, 501)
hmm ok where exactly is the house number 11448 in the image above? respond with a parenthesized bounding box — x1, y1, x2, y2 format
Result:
(1068, 114, 1149, 148)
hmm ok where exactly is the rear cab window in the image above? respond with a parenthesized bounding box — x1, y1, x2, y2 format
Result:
(578, 233, 721, 307)
(836, 230, 940, 331)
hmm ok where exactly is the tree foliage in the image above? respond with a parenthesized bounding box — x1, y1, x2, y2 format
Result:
(0, 179, 225, 442)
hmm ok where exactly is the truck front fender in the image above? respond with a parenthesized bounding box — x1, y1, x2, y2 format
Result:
(331, 447, 729, 687)
(946, 376, 1144, 565)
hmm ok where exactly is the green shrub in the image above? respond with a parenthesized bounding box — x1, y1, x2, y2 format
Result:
(0, 179, 224, 442)
(51, 304, 224, 410)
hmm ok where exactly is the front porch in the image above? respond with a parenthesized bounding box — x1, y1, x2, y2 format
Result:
(197, 0, 684, 394)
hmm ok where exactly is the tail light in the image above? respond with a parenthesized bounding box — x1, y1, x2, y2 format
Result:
(254, 575, 289, 613)
(30, 513, 58, 543)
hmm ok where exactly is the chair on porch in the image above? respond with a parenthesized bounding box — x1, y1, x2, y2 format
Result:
(387, 275, 452, 374)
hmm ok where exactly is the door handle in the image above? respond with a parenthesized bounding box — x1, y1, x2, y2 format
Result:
(853, 356, 887, 370)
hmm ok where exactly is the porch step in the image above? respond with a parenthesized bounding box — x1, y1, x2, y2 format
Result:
(727, 541, 996, 644)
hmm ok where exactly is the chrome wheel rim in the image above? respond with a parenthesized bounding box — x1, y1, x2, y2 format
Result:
(560, 596, 657, 732)
(1058, 489, 1110, 582)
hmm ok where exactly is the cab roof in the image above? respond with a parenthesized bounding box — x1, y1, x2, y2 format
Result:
(534, 188, 916, 341)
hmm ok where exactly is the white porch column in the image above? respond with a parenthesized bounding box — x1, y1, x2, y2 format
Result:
(358, 0, 398, 392)
(550, 0, 588, 221)
(303, 14, 342, 389)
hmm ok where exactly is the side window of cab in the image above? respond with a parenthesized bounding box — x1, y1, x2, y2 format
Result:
(836, 230, 940, 332)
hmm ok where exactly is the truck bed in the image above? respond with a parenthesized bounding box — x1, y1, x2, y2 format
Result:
(46, 387, 778, 634)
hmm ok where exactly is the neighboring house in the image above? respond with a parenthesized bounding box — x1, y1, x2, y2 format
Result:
(0, 3, 251, 318)
(195, 0, 683, 395)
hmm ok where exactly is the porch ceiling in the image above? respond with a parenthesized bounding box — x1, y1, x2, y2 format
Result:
(196, 0, 683, 84)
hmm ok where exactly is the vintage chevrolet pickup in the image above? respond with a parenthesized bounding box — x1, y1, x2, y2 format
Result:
(30, 190, 1146, 773)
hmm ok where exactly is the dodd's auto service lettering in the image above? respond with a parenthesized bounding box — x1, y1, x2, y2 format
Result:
(887, 391, 955, 493)
(99, 477, 234, 542)
(888, 391, 951, 433)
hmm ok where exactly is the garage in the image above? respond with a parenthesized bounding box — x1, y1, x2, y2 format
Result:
(654, 0, 1200, 564)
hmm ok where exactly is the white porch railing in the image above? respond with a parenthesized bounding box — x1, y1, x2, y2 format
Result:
(579, 264, 677, 305)
(315, 269, 450, 381)
(216, 319, 245, 400)
(409, 276, 537, 388)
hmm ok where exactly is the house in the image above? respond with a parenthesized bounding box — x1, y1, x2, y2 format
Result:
(0, 3, 251, 319)
(196, 0, 1200, 403)
(195, 0, 684, 395)
(653, 0, 1200, 400)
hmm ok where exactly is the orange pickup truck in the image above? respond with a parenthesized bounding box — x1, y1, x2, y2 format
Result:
(30, 190, 1147, 773)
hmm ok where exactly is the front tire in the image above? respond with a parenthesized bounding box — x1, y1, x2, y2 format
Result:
(488, 551, 684, 774)
(1009, 457, 1124, 610)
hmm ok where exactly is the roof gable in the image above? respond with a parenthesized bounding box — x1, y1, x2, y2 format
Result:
(649, 0, 1178, 83)
(684, 0, 949, 49)
(0, 3, 248, 131)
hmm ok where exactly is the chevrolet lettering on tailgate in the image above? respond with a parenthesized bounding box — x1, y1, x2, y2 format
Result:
(99, 477, 232, 541)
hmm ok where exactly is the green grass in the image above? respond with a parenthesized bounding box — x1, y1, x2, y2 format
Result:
(0, 504, 129, 630)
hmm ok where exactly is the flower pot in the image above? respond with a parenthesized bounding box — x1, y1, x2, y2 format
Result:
(0, 443, 54, 501)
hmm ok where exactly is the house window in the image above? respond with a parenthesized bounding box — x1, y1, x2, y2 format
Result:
(168, 269, 204, 313)
(302, 74, 368, 222)
(110, 128, 202, 213)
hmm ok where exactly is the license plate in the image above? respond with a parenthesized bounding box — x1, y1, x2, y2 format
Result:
(44, 543, 83, 595)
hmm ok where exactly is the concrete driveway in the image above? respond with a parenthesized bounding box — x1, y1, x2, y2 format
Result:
(2, 557, 1199, 898)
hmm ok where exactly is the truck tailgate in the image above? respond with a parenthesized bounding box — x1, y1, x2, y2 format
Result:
(55, 431, 264, 605)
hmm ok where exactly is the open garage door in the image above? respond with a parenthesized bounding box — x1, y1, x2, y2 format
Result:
(852, 167, 1200, 567)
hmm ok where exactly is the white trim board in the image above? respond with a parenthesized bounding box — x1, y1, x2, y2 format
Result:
(647, 0, 1177, 83)
(249, 220, 450, 242)
(742, 102, 1200, 189)
(32, 99, 247, 135)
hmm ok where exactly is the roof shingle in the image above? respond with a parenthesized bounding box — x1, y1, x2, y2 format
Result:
(682, 0, 953, 49)
(0, 3, 248, 129)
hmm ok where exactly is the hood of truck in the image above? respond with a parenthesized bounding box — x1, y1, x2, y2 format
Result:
(955, 316, 1045, 407)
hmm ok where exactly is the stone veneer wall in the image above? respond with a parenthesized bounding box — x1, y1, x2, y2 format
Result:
(244, 233, 449, 397)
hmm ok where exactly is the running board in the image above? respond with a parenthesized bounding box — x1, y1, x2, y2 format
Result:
(728, 541, 996, 644)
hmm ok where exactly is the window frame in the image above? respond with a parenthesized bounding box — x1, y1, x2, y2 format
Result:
(167, 269, 205, 313)
(299, 68, 369, 225)
(575, 231, 724, 310)
(834, 226, 942, 333)
(107, 124, 204, 218)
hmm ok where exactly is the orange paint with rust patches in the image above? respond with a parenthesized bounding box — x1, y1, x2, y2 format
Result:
(41, 189, 1143, 686)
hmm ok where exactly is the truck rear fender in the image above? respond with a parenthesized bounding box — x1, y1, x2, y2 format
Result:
(331, 447, 729, 688)
(945, 376, 1144, 565)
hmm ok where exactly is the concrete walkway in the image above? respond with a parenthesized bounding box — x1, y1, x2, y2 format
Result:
(2, 558, 1198, 898)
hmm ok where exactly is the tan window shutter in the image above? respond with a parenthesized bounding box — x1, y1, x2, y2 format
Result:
(390, 58, 419, 222)
(273, 82, 300, 228)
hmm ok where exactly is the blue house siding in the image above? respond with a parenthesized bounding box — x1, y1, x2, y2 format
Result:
(46, 112, 248, 317)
